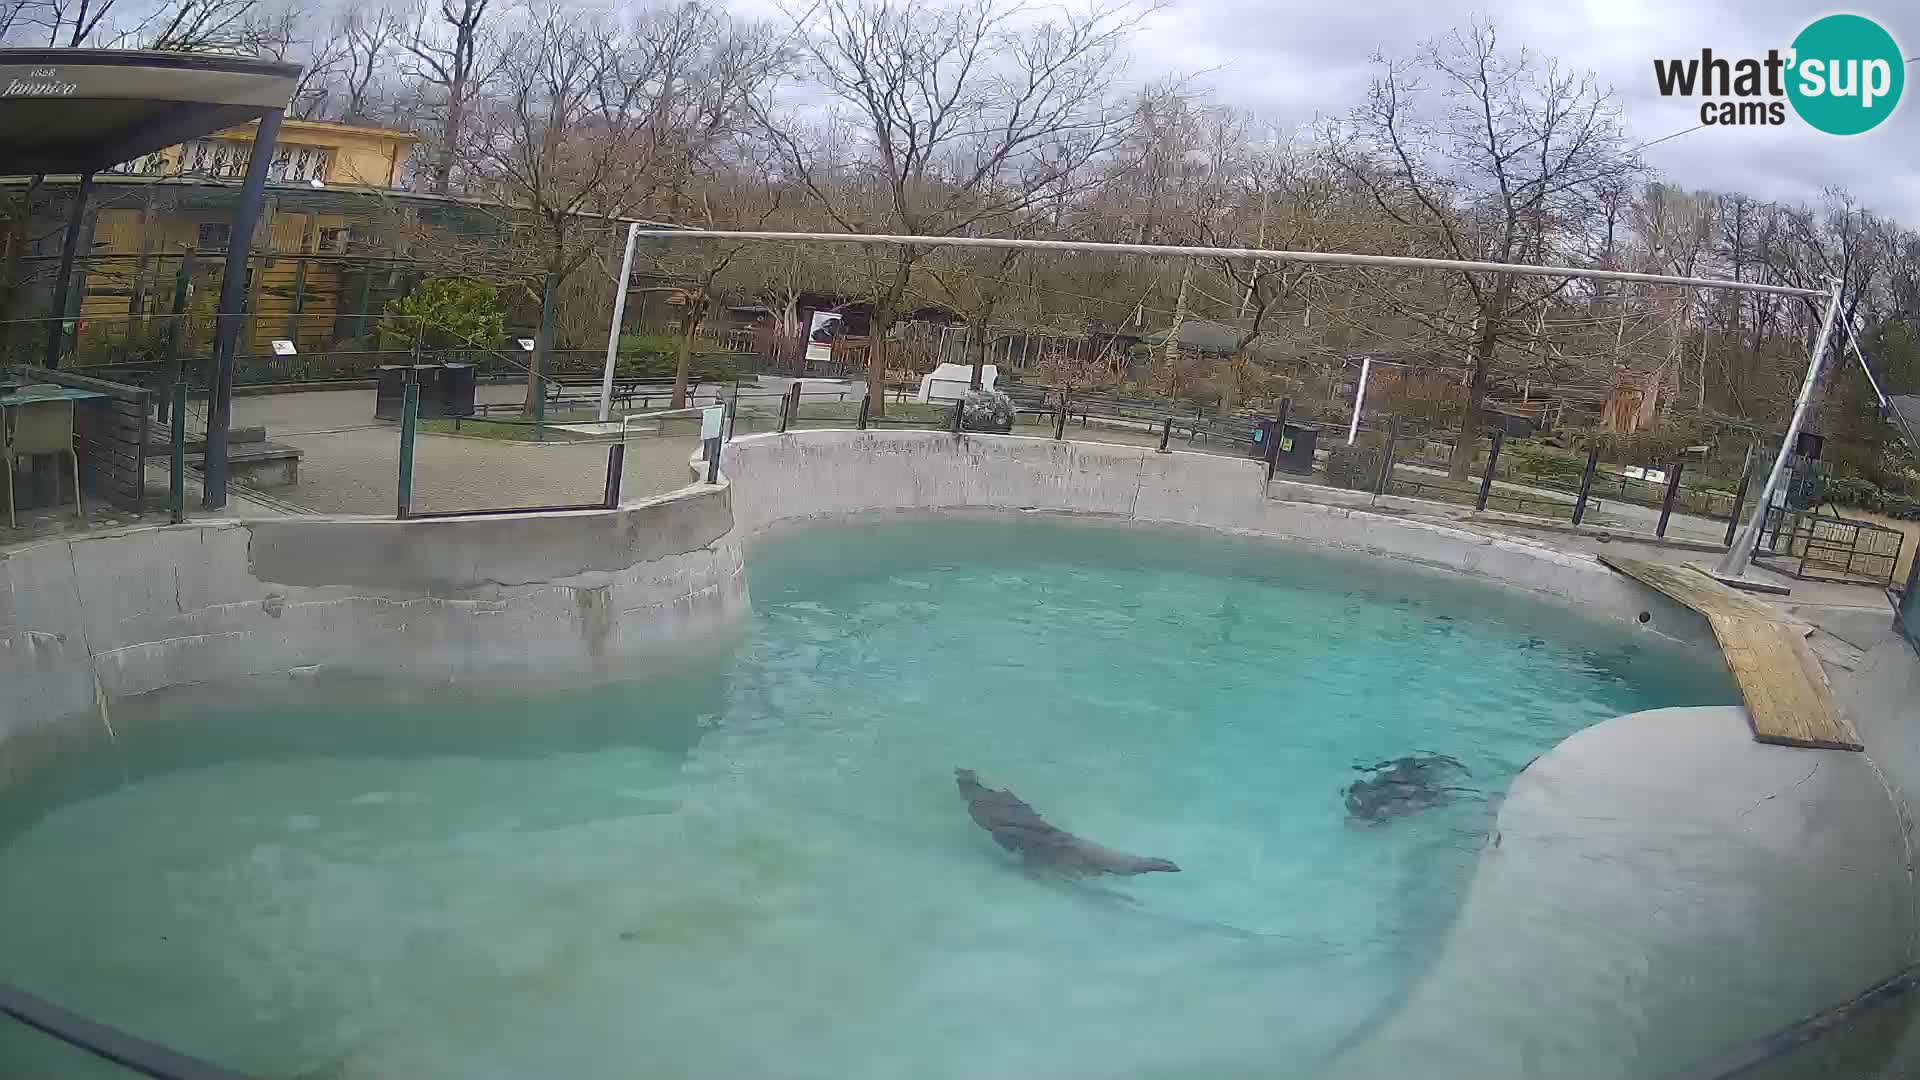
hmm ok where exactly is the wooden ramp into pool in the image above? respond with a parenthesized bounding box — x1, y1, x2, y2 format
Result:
(1597, 556, 1862, 752)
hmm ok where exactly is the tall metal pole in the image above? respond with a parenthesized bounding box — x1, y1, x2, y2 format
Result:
(1347, 355, 1370, 446)
(636, 229, 1827, 300)
(598, 221, 640, 422)
(1714, 279, 1844, 580)
(204, 109, 282, 509)
(44, 171, 93, 369)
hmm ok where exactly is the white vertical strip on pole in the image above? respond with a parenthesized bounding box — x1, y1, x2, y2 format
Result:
(1714, 279, 1845, 581)
(599, 221, 641, 423)
(1347, 356, 1371, 446)
(1840, 317, 1890, 408)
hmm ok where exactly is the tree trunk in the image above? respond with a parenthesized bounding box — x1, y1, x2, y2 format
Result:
(968, 298, 998, 390)
(1219, 347, 1249, 417)
(867, 304, 893, 417)
(1448, 275, 1510, 481)
(867, 252, 914, 417)
(524, 268, 559, 418)
(1163, 259, 1193, 375)
(671, 298, 699, 410)
(433, 81, 464, 195)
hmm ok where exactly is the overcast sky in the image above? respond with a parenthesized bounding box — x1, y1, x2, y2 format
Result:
(1134, 0, 1919, 225)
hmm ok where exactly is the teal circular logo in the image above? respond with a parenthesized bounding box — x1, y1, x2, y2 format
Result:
(1787, 14, 1904, 135)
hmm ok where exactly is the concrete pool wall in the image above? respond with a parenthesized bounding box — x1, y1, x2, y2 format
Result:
(0, 483, 747, 780)
(722, 429, 1716, 646)
(2, 425, 1915, 1075)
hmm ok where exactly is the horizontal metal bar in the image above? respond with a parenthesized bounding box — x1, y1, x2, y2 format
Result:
(1669, 961, 1920, 1080)
(635, 230, 1827, 299)
(0, 982, 252, 1080)
(398, 502, 612, 519)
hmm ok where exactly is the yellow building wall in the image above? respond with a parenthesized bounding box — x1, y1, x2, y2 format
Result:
(76, 207, 360, 357)
(203, 119, 414, 187)
(69, 119, 414, 358)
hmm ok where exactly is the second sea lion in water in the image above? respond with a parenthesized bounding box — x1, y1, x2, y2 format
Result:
(1342, 752, 1475, 824)
(954, 767, 1180, 877)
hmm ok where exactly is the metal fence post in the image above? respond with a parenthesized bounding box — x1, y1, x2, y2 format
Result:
(1158, 416, 1172, 453)
(777, 385, 793, 433)
(169, 381, 187, 524)
(1264, 397, 1291, 485)
(1656, 459, 1686, 538)
(724, 394, 738, 441)
(603, 443, 627, 508)
(857, 393, 870, 430)
(1375, 415, 1399, 496)
(1054, 395, 1067, 440)
(1572, 446, 1599, 526)
(951, 398, 965, 434)
(396, 378, 418, 519)
(1475, 429, 1504, 511)
(706, 435, 723, 484)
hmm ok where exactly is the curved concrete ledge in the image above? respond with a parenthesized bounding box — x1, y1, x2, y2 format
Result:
(1, 482, 749, 781)
(1321, 705, 1914, 1077)
(723, 429, 1715, 646)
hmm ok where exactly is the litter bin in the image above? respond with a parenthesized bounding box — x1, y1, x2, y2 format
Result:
(374, 365, 409, 420)
(1275, 421, 1318, 475)
(441, 363, 477, 418)
(410, 365, 448, 419)
(1247, 417, 1277, 459)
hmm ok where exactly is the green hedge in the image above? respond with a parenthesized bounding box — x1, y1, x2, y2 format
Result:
(613, 334, 744, 382)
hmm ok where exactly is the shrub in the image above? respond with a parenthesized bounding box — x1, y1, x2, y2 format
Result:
(379, 278, 505, 352)
(961, 388, 1014, 432)
(1502, 443, 1589, 487)
(613, 351, 742, 383)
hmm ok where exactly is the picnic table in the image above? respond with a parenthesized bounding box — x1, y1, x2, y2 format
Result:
(1, 386, 108, 408)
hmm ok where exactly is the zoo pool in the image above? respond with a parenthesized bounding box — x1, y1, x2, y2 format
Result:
(0, 515, 1738, 1079)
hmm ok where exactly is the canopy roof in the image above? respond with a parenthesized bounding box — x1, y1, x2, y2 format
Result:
(0, 48, 299, 175)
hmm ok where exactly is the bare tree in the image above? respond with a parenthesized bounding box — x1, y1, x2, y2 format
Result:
(757, 0, 1153, 415)
(340, 3, 404, 123)
(463, 3, 781, 413)
(141, 0, 271, 51)
(402, 0, 498, 194)
(1329, 21, 1640, 478)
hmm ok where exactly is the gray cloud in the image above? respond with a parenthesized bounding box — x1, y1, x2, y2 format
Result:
(1136, 0, 1920, 224)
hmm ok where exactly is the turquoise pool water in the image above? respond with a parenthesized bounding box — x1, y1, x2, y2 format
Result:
(0, 516, 1738, 1079)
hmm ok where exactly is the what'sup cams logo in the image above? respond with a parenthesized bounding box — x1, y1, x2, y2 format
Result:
(1653, 14, 1904, 134)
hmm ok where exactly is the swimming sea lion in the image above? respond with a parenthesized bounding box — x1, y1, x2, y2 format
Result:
(1342, 752, 1475, 825)
(954, 768, 1179, 877)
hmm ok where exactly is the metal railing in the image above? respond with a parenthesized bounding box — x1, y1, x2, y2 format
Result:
(1665, 960, 1920, 1079)
(1751, 507, 1906, 586)
(1, 980, 251, 1079)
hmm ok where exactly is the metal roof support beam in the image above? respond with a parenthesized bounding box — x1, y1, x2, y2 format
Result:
(43, 172, 93, 370)
(203, 107, 282, 510)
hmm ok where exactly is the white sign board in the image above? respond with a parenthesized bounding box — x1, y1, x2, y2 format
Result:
(1621, 465, 1668, 486)
(918, 363, 995, 403)
(700, 405, 724, 440)
(270, 339, 297, 355)
(518, 338, 536, 351)
(805, 311, 841, 364)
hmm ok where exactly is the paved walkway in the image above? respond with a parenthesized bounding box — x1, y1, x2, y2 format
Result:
(277, 429, 699, 516)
